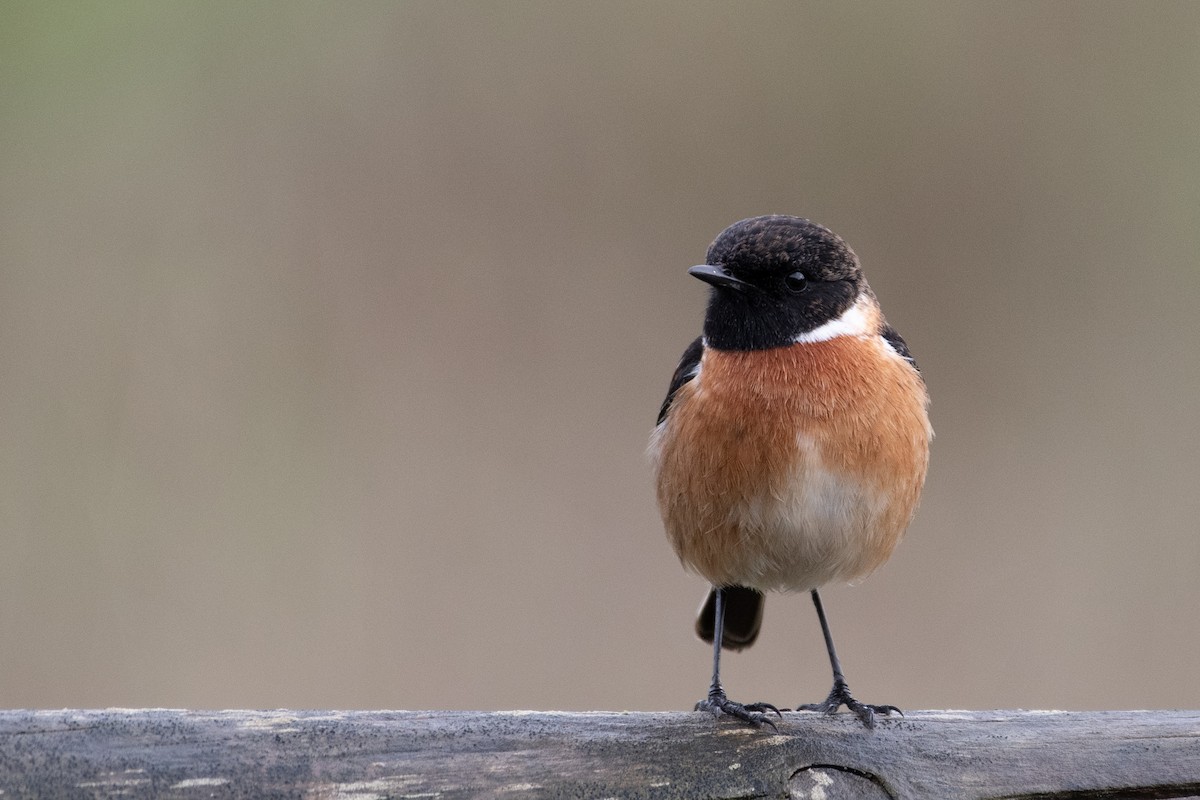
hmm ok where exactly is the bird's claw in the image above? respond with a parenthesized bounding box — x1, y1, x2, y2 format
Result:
(794, 679, 901, 728)
(696, 693, 782, 730)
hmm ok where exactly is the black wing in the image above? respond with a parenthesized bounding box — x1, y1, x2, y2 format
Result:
(881, 323, 920, 372)
(656, 336, 704, 425)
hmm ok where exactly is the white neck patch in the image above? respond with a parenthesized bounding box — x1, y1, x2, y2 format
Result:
(793, 294, 874, 344)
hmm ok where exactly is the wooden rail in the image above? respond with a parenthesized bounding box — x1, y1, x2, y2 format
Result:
(1, 709, 1198, 798)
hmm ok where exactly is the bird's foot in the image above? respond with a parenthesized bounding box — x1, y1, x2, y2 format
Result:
(795, 678, 901, 728)
(695, 690, 781, 730)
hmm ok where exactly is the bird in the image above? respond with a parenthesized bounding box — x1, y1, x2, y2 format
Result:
(649, 215, 931, 728)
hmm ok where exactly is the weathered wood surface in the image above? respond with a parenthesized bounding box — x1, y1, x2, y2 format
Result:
(1, 709, 1198, 799)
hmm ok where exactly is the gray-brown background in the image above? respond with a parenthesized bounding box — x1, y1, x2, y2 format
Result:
(3, 2, 1198, 713)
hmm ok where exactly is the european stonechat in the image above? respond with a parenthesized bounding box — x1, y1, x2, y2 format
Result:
(650, 215, 931, 727)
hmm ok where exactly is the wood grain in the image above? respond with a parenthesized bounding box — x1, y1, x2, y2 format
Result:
(1, 709, 1198, 799)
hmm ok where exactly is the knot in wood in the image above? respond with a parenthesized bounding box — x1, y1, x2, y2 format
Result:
(789, 764, 892, 799)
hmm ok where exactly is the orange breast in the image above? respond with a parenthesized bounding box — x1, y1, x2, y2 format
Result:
(652, 337, 931, 591)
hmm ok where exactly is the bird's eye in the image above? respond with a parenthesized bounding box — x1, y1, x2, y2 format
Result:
(784, 271, 808, 293)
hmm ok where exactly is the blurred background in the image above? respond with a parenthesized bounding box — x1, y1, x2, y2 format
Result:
(2, 2, 1199, 713)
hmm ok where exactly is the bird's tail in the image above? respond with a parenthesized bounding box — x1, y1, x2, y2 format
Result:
(695, 586, 764, 651)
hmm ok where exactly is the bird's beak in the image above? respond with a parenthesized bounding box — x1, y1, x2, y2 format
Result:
(688, 264, 750, 291)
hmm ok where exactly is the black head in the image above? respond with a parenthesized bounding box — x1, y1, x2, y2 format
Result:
(691, 215, 866, 351)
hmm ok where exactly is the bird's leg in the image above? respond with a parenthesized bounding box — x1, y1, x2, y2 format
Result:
(796, 589, 901, 728)
(694, 586, 781, 729)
